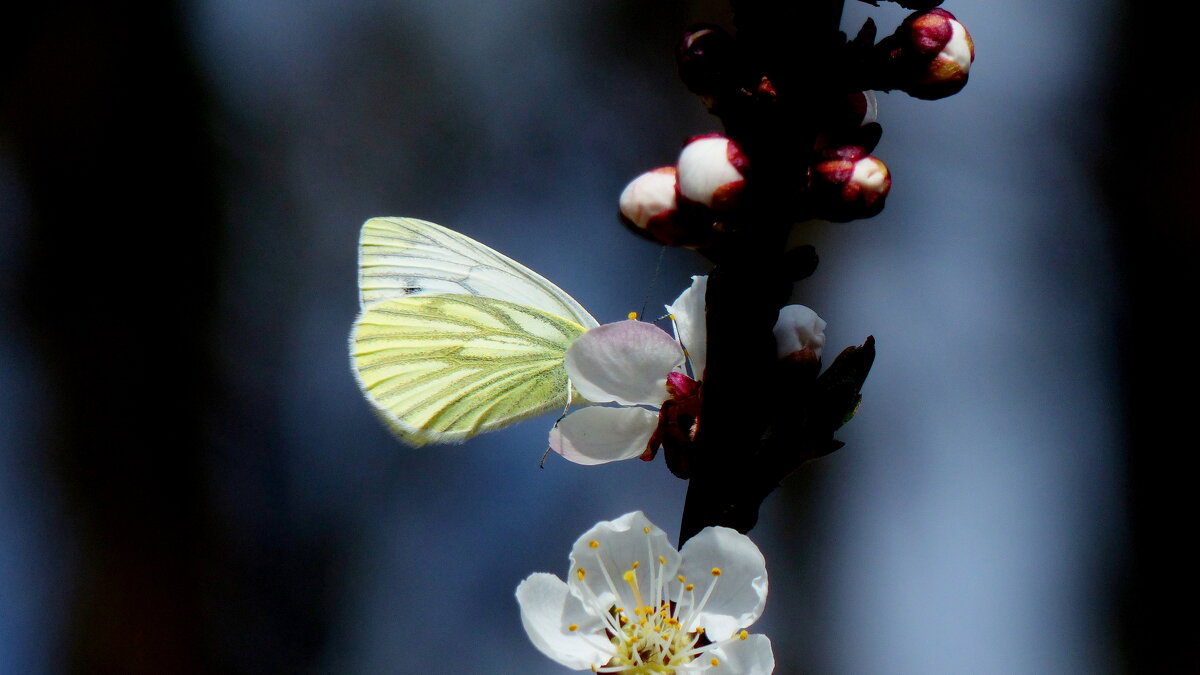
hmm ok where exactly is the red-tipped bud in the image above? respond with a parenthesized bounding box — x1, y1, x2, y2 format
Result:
(676, 134, 748, 212)
(620, 167, 677, 230)
(676, 24, 738, 99)
(810, 146, 891, 222)
(897, 9, 974, 100)
(815, 91, 882, 152)
(619, 167, 712, 248)
(845, 91, 879, 127)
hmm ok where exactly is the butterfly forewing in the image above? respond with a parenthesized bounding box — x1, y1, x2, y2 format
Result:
(358, 217, 599, 330)
(352, 294, 588, 445)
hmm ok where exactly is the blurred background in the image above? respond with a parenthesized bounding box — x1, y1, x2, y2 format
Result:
(2, 0, 1195, 672)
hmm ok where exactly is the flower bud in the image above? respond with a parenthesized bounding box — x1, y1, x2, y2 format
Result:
(810, 146, 891, 222)
(845, 91, 879, 127)
(815, 92, 882, 153)
(774, 304, 826, 377)
(676, 24, 738, 99)
(897, 9, 974, 100)
(618, 167, 712, 248)
(676, 134, 748, 212)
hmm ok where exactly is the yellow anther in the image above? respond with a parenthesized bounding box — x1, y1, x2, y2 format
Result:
(623, 570, 636, 583)
(568, 624, 578, 632)
(711, 657, 720, 667)
(696, 627, 705, 634)
(643, 526, 651, 534)
(589, 540, 599, 549)
(627, 311, 638, 320)
(711, 567, 722, 577)
(658, 555, 665, 565)
(739, 630, 748, 640)
(576, 568, 585, 581)
(685, 584, 695, 592)
(631, 561, 640, 570)
(677, 575, 686, 583)
(667, 313, 675, 320)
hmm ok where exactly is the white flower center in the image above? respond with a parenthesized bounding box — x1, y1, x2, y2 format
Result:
(576, 536, 748, 673)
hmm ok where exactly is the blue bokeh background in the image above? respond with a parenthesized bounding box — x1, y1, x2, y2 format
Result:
(1, 1, 1167, 672)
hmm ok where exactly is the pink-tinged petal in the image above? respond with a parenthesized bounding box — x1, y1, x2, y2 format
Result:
(704, 633, 775, 675)
(565, 320, 684, 406)
(666, 275, 708, 380)
(549, 406, 660, 466)
(516, 573, 613, 669)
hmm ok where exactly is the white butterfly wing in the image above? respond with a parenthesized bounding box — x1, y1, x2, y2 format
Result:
(352, 294, 589, 446)
(358, 217, 599, 330)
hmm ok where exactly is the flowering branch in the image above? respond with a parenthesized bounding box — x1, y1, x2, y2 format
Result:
(636, 0, 972, 543)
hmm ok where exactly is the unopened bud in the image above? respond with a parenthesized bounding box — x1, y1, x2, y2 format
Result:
(676, 134, 748, 212)
(618, 167, 712, 248)
(774, 305, 827, 373)
(897, 9, 974, 100)
(810, 146, 891, 222)
(815, 92, 882, 152)
(846, 91, 879, 127)
(676, 24, 738, 99)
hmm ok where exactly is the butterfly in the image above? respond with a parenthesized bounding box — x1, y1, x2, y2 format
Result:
(351, 217, 600, 446)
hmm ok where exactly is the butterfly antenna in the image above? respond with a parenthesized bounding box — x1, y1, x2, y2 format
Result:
(637, 246, 668, 322)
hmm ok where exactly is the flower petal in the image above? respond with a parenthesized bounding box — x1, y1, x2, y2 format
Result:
(677, 526, 768, 640)
(705, 633, 776, 675)
(549, 406, 659, 466)
(666, 275, 707, 380)
(516, 572, 614, 670)
(565, 320, 684, 406)
(773, 304, 826, 360)
(567, 511, 682, 614)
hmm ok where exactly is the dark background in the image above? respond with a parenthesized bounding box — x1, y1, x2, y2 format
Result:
(1, 1, 1194, 673)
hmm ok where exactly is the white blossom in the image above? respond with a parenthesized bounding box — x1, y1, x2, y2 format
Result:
(549, 277, 707, 465)
(516, 512, 774, 674)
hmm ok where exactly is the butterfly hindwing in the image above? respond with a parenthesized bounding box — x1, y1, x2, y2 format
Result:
(352, 294, 589, 445)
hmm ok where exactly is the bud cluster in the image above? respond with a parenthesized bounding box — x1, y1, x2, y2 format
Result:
(618, 7, 972, 244)
(619, 133, 748, 249)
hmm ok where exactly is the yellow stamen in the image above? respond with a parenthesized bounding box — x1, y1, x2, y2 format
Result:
(568, 624, 578, 632)
(623, 569, 644, 609)
(711, 567, 722, 577)
(685, 584, 694, 592)
(631, 561, 640, 570)
(577, 568, 585, 581)
(589, 540, 599, 549)
(711, 657, 720, 666)
(739, 630, 748, 640)
(643, 526, 650, 533)
(627, 311, 638, 320)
